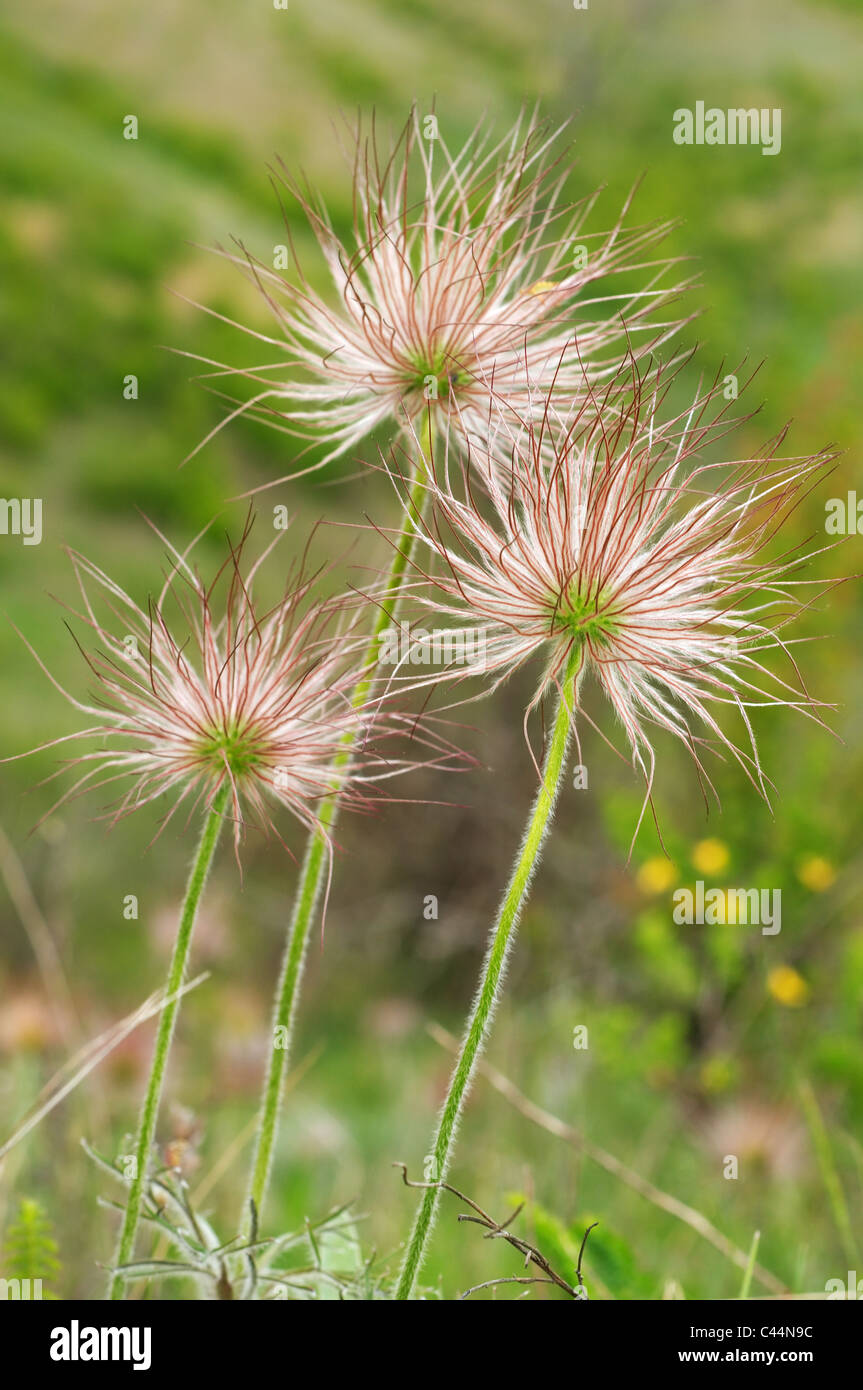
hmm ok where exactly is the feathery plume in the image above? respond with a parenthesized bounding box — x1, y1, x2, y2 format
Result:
(183, 108, 690, 474)
(10, 516, 440, 859)
(395, 360, 837, 822)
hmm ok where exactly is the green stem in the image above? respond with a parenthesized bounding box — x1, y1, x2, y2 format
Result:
(395, 646, 583, 1300)
(798, 1079, 860, 1269)
(243, 413, 433, 1230)
(108, 783, 228, 1300)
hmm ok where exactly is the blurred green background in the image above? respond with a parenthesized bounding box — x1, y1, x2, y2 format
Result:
(1, 0, 861, 1299)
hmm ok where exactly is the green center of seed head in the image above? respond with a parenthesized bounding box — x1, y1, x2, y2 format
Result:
(199, 721, 262, 779)
(553, 581, 620, 649)
(406, 346, 471, 401)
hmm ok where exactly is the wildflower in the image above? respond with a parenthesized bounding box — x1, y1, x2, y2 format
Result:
(395, 358, 838, 1298)
(184, 108, 688, 472)
(701, 1100, 806, 1179)
(767, 964, 810, 1007)
(0, 988, 59, 1053)
(402, 362, 836, 827)
(10, 517, 441, 860)
(636, 856, 679, 893)
(796, 854, 836, 892)
(692, 837, 730, 874)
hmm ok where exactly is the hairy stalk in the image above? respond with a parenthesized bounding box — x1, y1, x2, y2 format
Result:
(109, 783, 229, 1299)
(395, 646, 583, 1300)
(243, 416, 433, 1230)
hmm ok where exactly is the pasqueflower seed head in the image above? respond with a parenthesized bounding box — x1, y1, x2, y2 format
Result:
(184, 108, 691, 475)
(399, 362, 837, 819)
(10, 518, 442, 859)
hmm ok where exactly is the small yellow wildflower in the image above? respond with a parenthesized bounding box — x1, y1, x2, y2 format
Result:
(796, 855, 836, 893)
(692, 838, 730, 874)
(636, 857, 678, 894)
(767, 965, 809, 1008)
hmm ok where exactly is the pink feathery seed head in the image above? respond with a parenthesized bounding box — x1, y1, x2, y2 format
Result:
(8, 514, 452, 862)
(181, 105, 694, 478)
(397, 358, 840, 820)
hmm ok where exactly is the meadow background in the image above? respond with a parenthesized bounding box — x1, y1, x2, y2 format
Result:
(1, 0, 861, 1298)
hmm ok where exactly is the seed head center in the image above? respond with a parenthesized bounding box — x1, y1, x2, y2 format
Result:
(200, 722, 262, 778)
(553, 584, 619, 648)
(406, 346, 471, 401)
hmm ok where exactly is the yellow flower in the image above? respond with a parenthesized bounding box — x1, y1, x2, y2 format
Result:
(767, 965, 810, 1008)
(636, 856, 678, 894)
(525, 279, 556, 295)
(692, 838, 730, 875)
(796, 855, 836, 893)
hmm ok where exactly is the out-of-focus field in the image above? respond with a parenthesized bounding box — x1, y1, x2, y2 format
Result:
(1, 0, 861, 1297)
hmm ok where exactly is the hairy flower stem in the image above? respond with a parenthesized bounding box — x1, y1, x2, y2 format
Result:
(243, 416, 433, 1232)
(109, 783, 229, 1300)
(395, 646, 584, 1300)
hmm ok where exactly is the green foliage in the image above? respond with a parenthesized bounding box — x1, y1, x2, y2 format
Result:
(511, 1196, 655, 1300)
(3, 1199, 61, 1297)
(94, 1146, 386, 1300)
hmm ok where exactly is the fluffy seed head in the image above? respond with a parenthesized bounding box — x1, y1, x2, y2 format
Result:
(185, 108, 690, 474)
(13, 518, 437, 859)
(398, 361, 837, 820)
